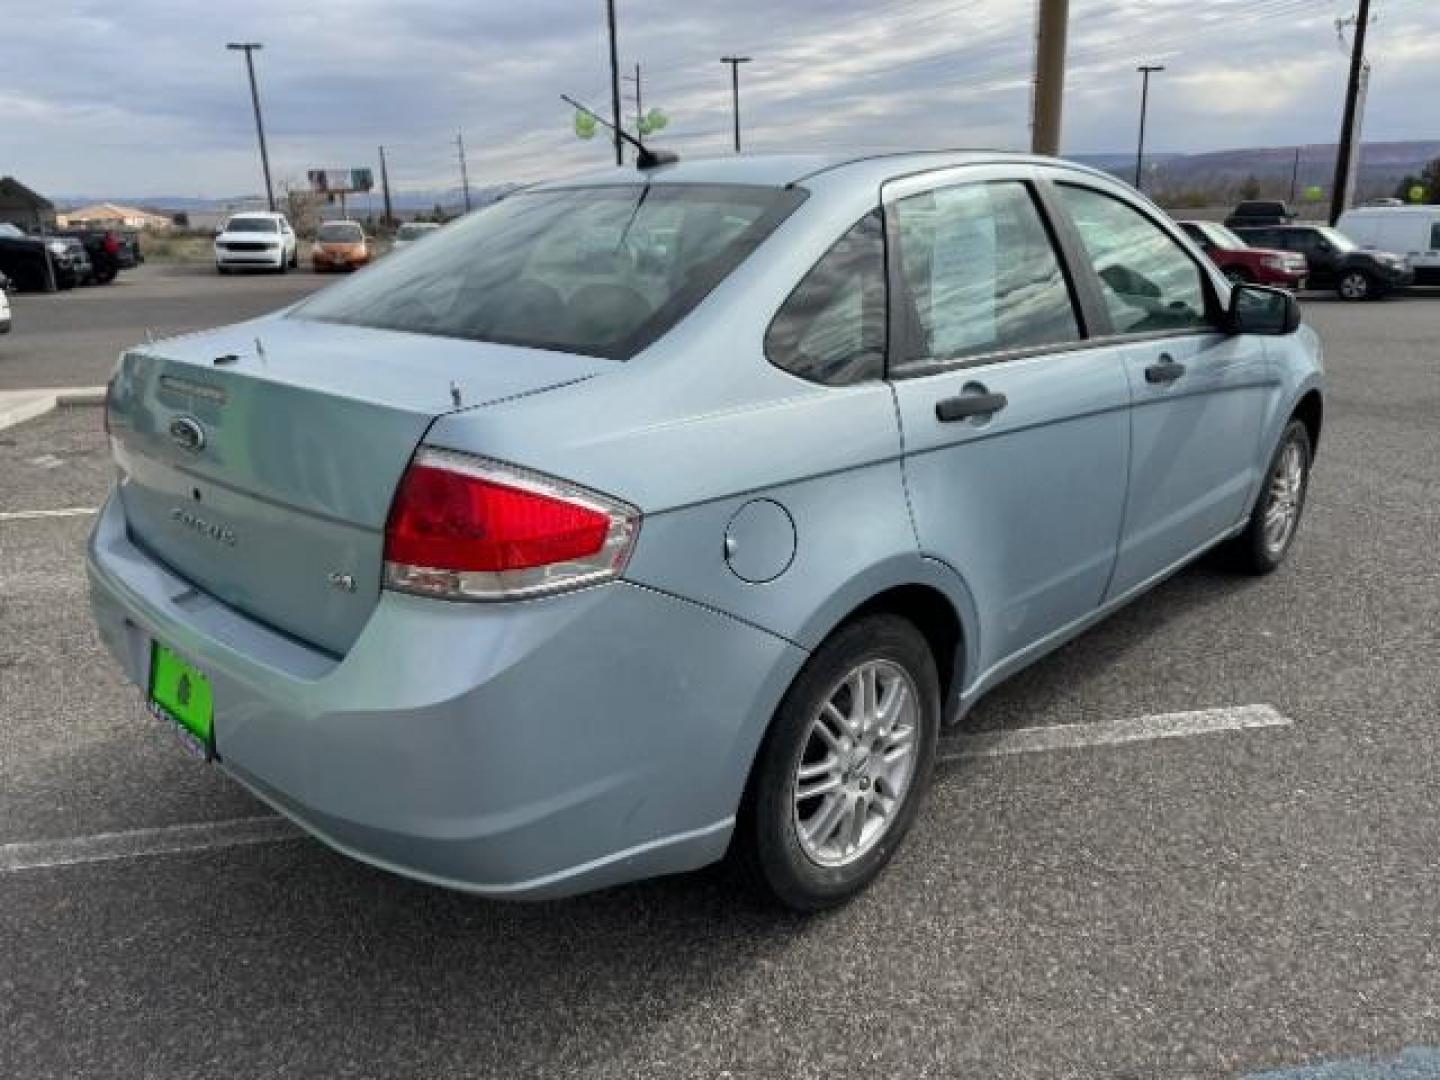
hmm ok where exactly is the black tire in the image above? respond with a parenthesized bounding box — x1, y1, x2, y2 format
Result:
(1221, 418, 1312, 574)
(289, 249, 299, 269)
(1337, 270, 1372, 301)
(216, 264, 230, 275)
(95, 267, 118, 285)
(736, 614, 941, 911)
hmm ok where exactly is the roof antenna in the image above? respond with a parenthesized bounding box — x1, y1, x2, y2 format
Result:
(450, 381, 463, 408)
(254, 336, 266, 363)
(561, 94, 678, 170)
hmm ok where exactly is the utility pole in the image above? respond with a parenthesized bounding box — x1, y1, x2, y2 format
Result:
(606, 0, 623, 165)
(455, 132, 472, 213)
(226, 42, 275, 211)
(1330, 0, 1373, 224)
(622, 63, 643, 130)
(1134, 64, 1165, 191)
(1031, 0, 1069, 156)
(378, 145, 394, 229)
(720, 56, 751, 153)
(1289, 146, 1302, 204)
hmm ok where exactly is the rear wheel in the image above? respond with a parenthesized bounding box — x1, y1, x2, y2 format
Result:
(1222, 418, 1312, 574)
(1338, 270, 1372, 301)
(738, 614, 940, 911)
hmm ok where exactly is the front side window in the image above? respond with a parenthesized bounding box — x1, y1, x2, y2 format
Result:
(893, 180, 1080, 370)
(765, 211, 885, 385)
(1058, 185, 1211, 336)
(295, 184, 802, 359)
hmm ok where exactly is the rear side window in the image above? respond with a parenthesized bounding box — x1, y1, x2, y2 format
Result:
(1057, 185, 1210, 336)
(765, 211, 885, 385)
(295, 184, 804, 360)
(1430, 222, 1440, 250)
(893, 180, 1080, 370)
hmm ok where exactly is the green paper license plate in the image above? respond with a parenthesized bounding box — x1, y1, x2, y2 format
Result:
(147, 642, 214, 759)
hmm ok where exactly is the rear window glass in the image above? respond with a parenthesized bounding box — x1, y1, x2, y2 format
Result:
(293, 183, 805, 359)
(227, 218, 278, 233)
(318, 222, 363, 243)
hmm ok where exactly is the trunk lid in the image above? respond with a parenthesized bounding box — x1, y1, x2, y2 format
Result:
(108, 315, 607, 655)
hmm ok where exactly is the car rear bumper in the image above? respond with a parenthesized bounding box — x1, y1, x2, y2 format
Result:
(86, 492, 804, 898)
(0, 315, 10, 334)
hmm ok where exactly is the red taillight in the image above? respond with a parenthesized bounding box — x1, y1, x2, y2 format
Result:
(103, 233, 120, 255)
(383, 449, 639, 601)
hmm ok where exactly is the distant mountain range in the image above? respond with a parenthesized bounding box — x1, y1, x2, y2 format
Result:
(51, 141, 1440, 213)
(1069, 141, 1440, 199)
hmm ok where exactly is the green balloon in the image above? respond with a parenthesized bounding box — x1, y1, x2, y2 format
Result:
(574, 111, 596, 139)
(1304, 185, 1324, 201)
(645, 108, 669, 132)
(1410, 185, 1427, 203)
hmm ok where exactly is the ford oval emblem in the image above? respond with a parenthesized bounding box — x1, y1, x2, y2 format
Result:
(169, 416, 205, 453)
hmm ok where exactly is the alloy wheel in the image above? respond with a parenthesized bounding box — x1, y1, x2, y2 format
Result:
(792, 659, 919, 868)
(1340, 272, 1369, 300)
(1263, 437, 1306, 556)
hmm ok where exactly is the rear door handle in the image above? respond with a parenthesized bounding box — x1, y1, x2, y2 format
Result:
(1144, 355, 1186, 385)
(936, 391, 1008, 422)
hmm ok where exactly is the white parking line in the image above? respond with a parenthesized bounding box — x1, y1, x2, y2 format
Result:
(0, 706, 1291, 875)
(0, 507, 99, 521)
(0, 816, 300, 874)
(939, 704, 1291, 761)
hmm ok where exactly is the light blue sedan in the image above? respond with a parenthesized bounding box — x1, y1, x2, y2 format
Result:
(88, 151, 1322, 909)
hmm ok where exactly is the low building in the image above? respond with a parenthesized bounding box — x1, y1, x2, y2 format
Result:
(56, 202, 174, 231)
(0, 176, 56, 231)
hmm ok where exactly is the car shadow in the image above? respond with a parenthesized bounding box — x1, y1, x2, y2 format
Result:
(953, 555, 1253, 735)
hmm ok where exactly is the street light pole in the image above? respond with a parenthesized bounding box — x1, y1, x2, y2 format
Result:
(226, 42, 275, 212)
(720, 56, 751, 153)
(1134, 64, 1165, 192)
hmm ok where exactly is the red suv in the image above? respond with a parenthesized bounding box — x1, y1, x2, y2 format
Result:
(1177, 220, 1307, 289)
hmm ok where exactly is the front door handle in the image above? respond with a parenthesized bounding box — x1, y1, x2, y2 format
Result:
(1144, 355, 1187, 384)
(936, 391, 1008, 422)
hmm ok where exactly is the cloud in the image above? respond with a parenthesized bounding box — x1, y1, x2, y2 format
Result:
(0, 0, 1434, 198)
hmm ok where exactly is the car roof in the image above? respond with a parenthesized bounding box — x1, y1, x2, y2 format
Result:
(529, 150, 1115, 192)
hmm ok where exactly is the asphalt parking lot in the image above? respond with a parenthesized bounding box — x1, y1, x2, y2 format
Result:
(0, 264, 326, 391)
(1, 278, 1438, 1078)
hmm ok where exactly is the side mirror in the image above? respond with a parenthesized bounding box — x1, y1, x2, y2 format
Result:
(1229, 284, 1301, 336)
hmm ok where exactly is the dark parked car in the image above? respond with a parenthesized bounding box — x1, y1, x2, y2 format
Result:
(1231, 224, 1413, 301)
(1177, 220, 1308, 288)
(45, 227, 133, 284)
(1224, 200, 1296, 229)
(0, 222, 88, 291)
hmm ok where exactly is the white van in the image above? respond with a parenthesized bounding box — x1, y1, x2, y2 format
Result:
(1337, 206, 1440, 285)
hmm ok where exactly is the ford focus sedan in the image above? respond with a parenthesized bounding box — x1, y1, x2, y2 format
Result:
(89, 152, 1323, 910)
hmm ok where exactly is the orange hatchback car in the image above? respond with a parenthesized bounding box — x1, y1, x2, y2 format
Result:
(310, 220, 371, 272)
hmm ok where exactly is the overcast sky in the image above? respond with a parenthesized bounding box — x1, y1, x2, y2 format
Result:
(1, 0, 1435, 199)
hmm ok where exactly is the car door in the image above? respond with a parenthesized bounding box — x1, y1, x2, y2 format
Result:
(1049, 180, 1276, 600)
(884, 168, 1131, 679)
